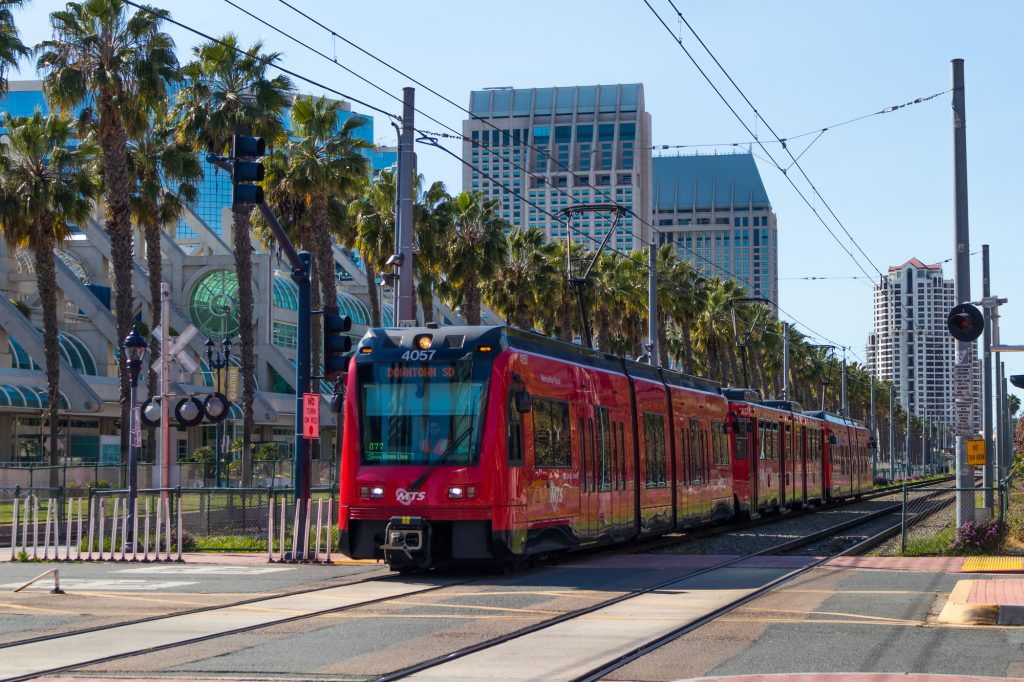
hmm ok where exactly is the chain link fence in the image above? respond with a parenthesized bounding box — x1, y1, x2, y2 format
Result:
(899, 485, 1006, 554)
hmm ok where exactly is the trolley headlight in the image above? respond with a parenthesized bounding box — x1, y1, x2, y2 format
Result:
(447, 485, 477, 500)
(362, 485, 384, 500)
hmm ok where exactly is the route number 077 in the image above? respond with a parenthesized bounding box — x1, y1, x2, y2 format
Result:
(401, 350, 435, 361)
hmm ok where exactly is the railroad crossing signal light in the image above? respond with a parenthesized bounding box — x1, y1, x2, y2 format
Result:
(946, 303, 984, 342)
(323, 312, 353, 382)
(231, 134, 266, 207)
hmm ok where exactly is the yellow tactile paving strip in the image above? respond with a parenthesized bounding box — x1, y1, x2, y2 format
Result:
(962, 556, 1024, 573)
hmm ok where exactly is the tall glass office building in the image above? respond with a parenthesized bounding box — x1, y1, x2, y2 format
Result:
(652, 153, 778, 304)
(462, 84, 653, 251)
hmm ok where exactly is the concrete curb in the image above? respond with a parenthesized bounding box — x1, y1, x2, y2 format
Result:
(938, 580, 1021, 625)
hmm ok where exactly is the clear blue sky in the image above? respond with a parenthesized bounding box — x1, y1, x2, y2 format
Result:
(14, 1, 1024, 403)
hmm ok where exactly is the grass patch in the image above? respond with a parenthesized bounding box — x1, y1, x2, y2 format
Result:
(901, 524, 956, 556)
(189, 535, 266, 551)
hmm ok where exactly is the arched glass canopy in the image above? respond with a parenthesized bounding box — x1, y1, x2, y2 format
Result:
(189, 270, 241, 339)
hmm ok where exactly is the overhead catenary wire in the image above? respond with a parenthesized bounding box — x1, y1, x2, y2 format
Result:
(258, 0, 856, 350)
(647, 89, 948, 152)
(665, 0, 887, 279)
(122, 0, 401, 123)
(641, 0, 878, 284)
(138, 0, 859, 352)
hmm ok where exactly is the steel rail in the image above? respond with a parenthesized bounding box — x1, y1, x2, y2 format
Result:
(376, 477, 958, 679)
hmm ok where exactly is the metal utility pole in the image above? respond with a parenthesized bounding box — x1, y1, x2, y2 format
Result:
(395, 87, 416, 326)
(981, 244, 994, 507)
(906, 401, 912, 479)
(840, 348, 848, 419)
(870, 375, 876, 481)
(889, 384, 895, 480)
(951, 58, 975, 527)
(648, 242, 658, 366)
(782, 323, 790, 400)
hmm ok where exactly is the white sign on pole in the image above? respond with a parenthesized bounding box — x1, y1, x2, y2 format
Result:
(132, 406, 142, 448)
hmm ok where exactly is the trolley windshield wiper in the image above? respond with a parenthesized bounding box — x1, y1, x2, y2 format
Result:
(407, 427, 473, 492)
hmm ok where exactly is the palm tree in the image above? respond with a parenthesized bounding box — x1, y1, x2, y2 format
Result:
(0, 112, 99, 472)
(441, 191, 508, 325)
(174, 34, 292, 485)
(484, 227, 558, 330)
(127, 103, 200, 457)
(285, 96, 369, 368)
(37, 0, 178, 460)
(349, 169, 397, 327)
(412, 179, 451, 325)
(0, 0, 29, 95)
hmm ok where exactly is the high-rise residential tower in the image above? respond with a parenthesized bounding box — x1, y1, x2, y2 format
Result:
(463, 84, 653, 251)
(867, 257, 978, 428)
(652, 153, 778, 303)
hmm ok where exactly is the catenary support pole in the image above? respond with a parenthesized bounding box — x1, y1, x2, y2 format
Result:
(396, 87, 416, 324)
(951, 58, 975, 527)
(981, 244, 994, 508)
(841, 349, 848, 419)
(648, 241, 658, 366)
(782, 323, 790, 401)
(870, 375, 876, 481)
(889, 385, 895, 480)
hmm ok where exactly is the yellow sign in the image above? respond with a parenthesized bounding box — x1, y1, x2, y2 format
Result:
(218, 366, 241, 401)
(967, 438, 986, 466)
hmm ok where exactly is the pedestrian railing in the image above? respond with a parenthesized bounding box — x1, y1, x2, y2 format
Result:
(7, 492, 182, 562)
(266, 495, 334, 564)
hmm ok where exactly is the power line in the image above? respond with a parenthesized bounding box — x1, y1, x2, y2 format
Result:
(641, 0, 878, 284)
(666, 0, 888, 280)
(647, 89, 948, 151)
(122, 0, 401, 122)
(137, 0, 852, 352)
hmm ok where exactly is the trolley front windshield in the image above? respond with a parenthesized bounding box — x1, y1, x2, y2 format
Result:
(358, 356, 488, 466)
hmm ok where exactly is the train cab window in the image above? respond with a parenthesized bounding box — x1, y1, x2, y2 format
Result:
(643, 413, 667, 487)
(507, 392, 524, 467)
(532, 398, 571, 468)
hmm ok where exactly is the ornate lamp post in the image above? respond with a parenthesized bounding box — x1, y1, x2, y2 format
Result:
(124, 325, 148, 538)
(205, 337, 232, 487)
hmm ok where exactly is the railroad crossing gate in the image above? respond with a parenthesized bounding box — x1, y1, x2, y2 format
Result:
(966, 438, 985, 466)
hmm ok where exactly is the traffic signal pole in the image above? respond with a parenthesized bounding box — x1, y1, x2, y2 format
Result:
(951, 58, 975, 527)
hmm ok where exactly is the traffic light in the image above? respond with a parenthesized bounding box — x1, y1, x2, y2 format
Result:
(1011, 375, 1024, 390)
(232, 134, 266, 207)
(323, 312, 352, 382)
(946, 303, 984, 342)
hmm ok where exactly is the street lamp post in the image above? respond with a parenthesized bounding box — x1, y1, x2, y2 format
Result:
(206, 337, 232, 488)
(124, 325, 148, 542)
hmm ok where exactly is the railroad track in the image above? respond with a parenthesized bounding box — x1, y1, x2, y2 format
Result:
(0, 476, 957, 681)
(374, 480, 960, 682)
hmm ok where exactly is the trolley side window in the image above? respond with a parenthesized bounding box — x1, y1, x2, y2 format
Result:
(689, 418, 700, 483)
(733, 418, 749, 460)
(596, 407, 610, 492)
(643, 413, 667, 487)
(618, 419, 627, 489)
(711, 421, 727, 467)
(578, 416, 588, 490)
(507, 392, 524, 467)
(533, 398, 571, 468)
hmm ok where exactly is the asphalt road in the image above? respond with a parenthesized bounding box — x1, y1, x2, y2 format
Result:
(3, 556, 1023, 681)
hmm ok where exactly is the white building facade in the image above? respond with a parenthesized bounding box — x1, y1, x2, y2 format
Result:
(867, 258, 978, 428)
